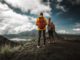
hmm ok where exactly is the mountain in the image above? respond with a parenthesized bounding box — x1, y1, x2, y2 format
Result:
(4, 30, 37, 40)
(0, 35, 19, 47)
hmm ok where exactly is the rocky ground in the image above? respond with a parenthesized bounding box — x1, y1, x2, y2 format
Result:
(0, 37, 80, 60)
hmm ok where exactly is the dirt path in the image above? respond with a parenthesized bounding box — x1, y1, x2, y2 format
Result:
(12, 39, 80, 60)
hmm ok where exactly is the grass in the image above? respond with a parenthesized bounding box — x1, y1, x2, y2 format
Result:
(0, 44, 22, 60)
(0, 44, 21, 54)
(0, 39, 80, 60)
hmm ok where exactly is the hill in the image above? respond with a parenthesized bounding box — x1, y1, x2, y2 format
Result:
(0, 35, 20, 47)
(0, 38, 80, 60)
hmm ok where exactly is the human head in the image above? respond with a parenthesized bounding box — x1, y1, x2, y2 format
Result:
(40, 12, 43, 16)
(48, 17, 51, 22)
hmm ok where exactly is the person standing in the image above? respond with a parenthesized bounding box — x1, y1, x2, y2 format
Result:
(36, 12, 47, 48)
(48, 18, 55, 43)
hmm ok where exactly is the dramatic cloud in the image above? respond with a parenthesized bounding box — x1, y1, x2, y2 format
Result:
(0, 2, 36, 35)
(5, 0, 40, 12)
(56, 0, 66, 12)
(0, 0, 79, 36)
(5, 0, 51, 17)
(56, 4, 66, 12)
(0, 0, 51, 35)
(30, 4, 51, 17)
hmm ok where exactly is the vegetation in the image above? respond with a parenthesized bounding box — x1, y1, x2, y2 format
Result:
(0, 39, 80, 60)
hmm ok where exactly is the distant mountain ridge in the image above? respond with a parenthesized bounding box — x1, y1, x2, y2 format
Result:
(0, 35, 19, 47)
(3, 30, 80, 41)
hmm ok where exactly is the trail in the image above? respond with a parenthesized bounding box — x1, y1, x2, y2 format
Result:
(12, 39, 80, 60)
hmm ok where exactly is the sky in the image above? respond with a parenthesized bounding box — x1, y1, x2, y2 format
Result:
(0, 0, 80, 35)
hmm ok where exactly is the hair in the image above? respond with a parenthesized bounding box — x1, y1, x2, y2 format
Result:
(49, 17, 51, 20)
(40, 12, 43, 16)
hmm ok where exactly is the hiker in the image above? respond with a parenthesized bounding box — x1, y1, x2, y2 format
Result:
(36, 12, 47, 48)
(48, 18, 55, 43)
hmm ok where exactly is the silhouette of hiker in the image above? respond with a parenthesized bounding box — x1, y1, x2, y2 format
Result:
(36, 12, 47, 48)
(48, 18, 55, 43)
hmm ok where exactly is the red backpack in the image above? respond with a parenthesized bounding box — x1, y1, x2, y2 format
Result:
(48, 22, 55, 30)
(37, 17, 46, 29)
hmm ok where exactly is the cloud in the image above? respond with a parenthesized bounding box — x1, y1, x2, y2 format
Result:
(0, 0, 52, 35)
(56, 30, 69, 34)
(72, 23, 80, 32)
(75, 23, 80, 27)
(0, 3, 9, 11)
(5, 0, 51, 17)
(56, 0, 66, 12)
(73, 28, 80, 32)
(30, 4, 51, 17)
(56, 4, 66, 12)
(57, 0, 63, 3)
(0, 2, 36, 35)
(5, 0, 40, 12)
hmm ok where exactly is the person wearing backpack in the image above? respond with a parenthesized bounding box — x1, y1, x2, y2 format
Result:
(48, 18, 55, 44)
(36, 12, 47, 48)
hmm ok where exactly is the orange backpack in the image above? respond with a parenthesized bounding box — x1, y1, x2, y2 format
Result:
(37, 17, 46, 29)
